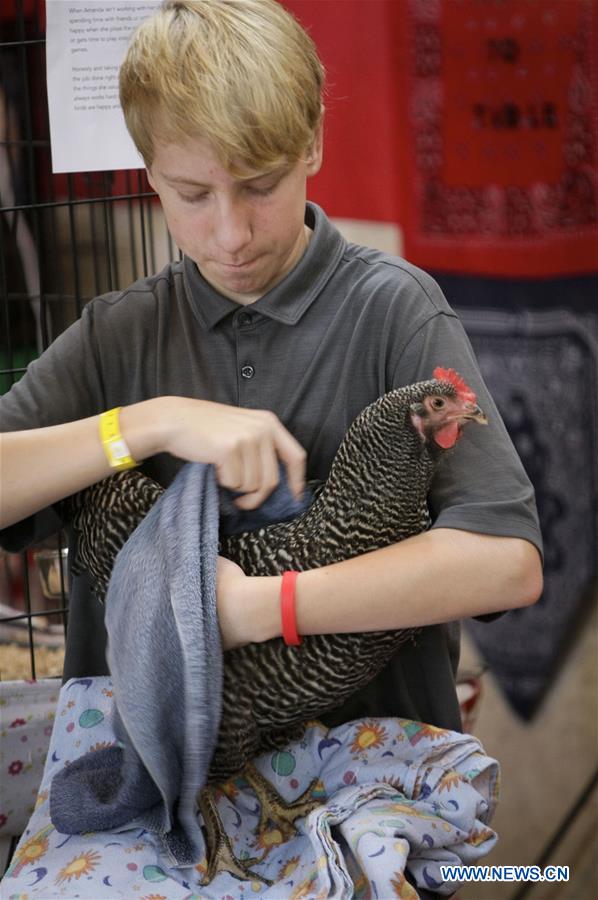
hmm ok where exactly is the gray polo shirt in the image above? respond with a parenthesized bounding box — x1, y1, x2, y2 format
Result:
(0, 202, 542, 731)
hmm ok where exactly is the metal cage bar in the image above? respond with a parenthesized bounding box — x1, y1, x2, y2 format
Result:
(0, 0, 173, 682)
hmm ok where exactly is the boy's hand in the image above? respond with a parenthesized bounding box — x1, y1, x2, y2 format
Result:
(216, 556, 281, 649)
(151, 397, 307, 509)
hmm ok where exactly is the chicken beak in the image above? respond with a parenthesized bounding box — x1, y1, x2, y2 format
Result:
(464, 404, 488, 425)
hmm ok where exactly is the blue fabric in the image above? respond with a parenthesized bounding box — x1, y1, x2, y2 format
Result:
(218, 463, 313, 535)
(49, 463, 312, 867)
(435, 274, 598, 718)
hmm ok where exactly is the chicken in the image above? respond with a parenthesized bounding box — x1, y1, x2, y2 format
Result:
(65, 367, 487, 883)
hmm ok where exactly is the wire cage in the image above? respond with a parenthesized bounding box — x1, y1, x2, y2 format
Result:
(0, 0, 175, 682)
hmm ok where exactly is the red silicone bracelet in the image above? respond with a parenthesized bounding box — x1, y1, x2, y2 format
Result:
(281, 571, 301, 646)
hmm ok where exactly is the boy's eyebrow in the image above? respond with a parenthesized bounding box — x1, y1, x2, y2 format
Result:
(161, 167, 287, 188)
(162, 174, 211, 187)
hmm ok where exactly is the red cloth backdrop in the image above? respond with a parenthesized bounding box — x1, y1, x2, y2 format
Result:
(285, 0, 598, 277)
(284, 0, 401, 225)
(9, 0, 596, 276)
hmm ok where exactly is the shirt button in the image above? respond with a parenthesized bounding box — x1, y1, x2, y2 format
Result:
(238, 312, 252, 327)
(241, 365, 255, 379)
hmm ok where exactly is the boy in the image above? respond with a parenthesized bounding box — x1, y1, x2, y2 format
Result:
(0, 0, 542, 732)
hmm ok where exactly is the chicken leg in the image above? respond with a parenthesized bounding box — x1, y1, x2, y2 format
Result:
(197, 762, 324, 885)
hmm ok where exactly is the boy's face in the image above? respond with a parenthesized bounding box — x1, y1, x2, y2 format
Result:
(147, 133, 322, 304)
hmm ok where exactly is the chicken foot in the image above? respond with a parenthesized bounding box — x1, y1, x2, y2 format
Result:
(197, 762, 324, 886)
(197, 785, 271, 886)
(244, 761, 323, 840)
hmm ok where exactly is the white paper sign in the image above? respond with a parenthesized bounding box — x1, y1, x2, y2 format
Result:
(45, 0, 162, 173)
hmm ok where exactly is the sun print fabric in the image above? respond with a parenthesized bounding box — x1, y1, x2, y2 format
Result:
(2, 677, 499, 898)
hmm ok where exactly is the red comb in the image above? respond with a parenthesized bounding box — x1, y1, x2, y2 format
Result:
(433, 367, 477, 404)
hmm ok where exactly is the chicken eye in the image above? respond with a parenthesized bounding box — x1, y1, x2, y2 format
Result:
(431, 397, 445, 410)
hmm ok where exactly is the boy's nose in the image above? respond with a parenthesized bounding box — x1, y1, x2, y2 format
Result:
(214, 199, 252, 256)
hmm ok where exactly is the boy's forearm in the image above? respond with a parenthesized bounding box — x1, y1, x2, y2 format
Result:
(0, 395, 306, 529)
(246, 529, 543, 642)
(0, 400, 166, 530)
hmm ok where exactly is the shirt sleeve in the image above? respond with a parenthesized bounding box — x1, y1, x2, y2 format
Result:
(0, 304, 106, 551)
(390, 283, 543, 560)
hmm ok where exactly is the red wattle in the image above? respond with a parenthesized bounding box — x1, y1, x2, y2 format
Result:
(434, 422, 460, 449)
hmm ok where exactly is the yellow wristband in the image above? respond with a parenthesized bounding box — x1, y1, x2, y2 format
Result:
(99, 407, 137, 470)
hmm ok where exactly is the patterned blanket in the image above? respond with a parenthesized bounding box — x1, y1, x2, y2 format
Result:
(1, 677, 499, 898)
(451, 294, 598, 718)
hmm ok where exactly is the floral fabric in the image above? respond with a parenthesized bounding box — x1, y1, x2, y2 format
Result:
(0, 679, 60, 836)
(1, 677, 499, 898)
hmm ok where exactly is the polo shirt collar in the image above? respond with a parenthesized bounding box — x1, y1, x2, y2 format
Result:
(183, 203, 346, 330)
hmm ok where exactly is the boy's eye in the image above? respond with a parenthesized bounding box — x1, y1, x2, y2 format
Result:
(176, 174, 282, 203)
(179, 192, 208, 204)
(245, 181, 277, 196)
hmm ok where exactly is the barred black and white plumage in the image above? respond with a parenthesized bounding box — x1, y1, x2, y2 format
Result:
(68, 372, 487, 783)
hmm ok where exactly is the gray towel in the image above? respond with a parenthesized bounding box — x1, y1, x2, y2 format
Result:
(49, 462, 311, 867)
(218, 462, 313, 535)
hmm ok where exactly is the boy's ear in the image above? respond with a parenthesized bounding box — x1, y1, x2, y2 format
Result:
(305, 121, 324, 176)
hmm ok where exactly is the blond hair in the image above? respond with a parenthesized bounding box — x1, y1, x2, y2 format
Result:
(119, 0, 325, 173)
